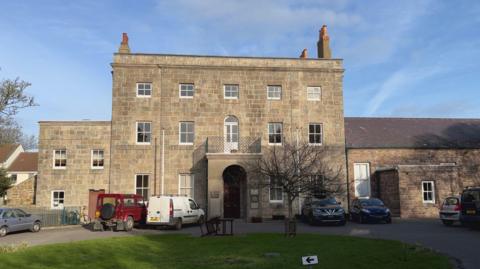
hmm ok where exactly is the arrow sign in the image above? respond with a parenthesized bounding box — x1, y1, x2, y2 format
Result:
(302, 256, 318, 266)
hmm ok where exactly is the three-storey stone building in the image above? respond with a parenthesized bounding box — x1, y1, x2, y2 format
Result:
(37, 27, 347, 220)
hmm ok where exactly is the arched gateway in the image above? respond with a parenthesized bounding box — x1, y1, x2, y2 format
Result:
(222, 165, 246, 218)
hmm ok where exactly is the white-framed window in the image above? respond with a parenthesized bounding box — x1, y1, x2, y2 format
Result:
(269, 176, 283, 202)
(179, 83, 194, 98)
(135, 174, 149, 200)
(422, 181, 435, 203)
(9, 174, 17, 184)
(308, 123, 323, 145)
(354, 163, 370, 198)
(136, 82, 152, 97)
(268, 123, 283, 145)
(53, 149, 67, 169)
(307, 86, 321, 101)
(91, 149, 104, 169)
(179, 121, 194, 145)
(224, 84, 239, 99)
(267, 85, 282, 100)
(51, 190, 65, 209)
(136, 122, 151, 144)
(178, 174, 194, 198)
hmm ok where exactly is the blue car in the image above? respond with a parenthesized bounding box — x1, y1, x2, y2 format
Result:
(0, 208, 42, 237)
(350, 198, 392, 224)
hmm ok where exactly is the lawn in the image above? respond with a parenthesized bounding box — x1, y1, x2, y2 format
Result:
(0, 233, 451, 269)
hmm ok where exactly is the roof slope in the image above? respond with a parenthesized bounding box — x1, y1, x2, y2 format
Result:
(345, 117, 480, 149)
(8, 152, 38, 172)
(0, 144, 20, 163)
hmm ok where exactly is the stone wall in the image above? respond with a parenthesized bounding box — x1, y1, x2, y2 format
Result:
(5, 176, 36, 206)
(347, 148, 480, 217)
(375, 169, 400, 216)
(37, 121, 111, 208)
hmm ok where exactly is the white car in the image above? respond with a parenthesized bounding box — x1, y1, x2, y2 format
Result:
(439, 196, 461, 226)
(146, 196, 205, 229)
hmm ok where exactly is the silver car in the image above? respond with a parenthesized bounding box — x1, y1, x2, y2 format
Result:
(0, 208, 42, 237)
(439, 196, 461, 226)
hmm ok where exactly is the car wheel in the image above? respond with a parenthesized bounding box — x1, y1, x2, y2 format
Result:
(197, 215, 205, 225)
(338, 220, 346, 226)
(125, 216, 134, 231)
(31, 221, 41, 232)
(360, 215, 366, 224)
(175, 218, 182, 230)
(0, 226, 7, 237)
(442, 220, 454, 226)
(386, 217, 392, 224)
(308, 214, 315, 225)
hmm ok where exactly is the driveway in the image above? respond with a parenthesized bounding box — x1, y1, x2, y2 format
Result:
(1, 219, 478, 269)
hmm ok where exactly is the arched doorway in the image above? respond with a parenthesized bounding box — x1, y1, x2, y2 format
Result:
(222, 165, 246, 218)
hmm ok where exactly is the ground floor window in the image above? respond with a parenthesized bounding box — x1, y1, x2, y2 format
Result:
(179, 174, 194, 197)
(422, 181, 435, 203)
(269, 176, 283, 202)
(136, 174, 149, 199)
(51, 190, 65, 209)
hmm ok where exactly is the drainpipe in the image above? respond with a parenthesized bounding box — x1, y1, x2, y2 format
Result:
(154, 137, 158, 196)
(345, 138, 351, 213)
(161, 129, 165, 195)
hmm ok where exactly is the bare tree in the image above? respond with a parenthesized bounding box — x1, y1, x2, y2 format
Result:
(246, 140, 345, 235)
(0, 76, 35, 117)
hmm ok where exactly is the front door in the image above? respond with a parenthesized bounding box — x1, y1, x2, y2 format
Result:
(89, 189, 105, 220)
(223, 173, 240, 218)
(224, 117, 239, 152)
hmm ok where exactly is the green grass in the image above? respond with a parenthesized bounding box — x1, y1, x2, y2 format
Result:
(0, 234, 451, 269)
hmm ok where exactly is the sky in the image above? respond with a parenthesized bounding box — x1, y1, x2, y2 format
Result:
(0, 0, 479, 137)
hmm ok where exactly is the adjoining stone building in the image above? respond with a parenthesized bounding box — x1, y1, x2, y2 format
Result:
(37, 27, 347, 220)
(345, 117, 480, 218)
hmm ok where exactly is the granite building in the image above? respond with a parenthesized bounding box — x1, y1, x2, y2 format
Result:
(36, 26, 347, 220)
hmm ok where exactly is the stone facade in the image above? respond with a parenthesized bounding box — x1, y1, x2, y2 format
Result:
(36, 121, 111, 208)
(5, 176, 36, 206)
(347, 148, 479, 217)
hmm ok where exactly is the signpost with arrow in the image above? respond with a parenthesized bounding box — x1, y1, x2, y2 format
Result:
(302, 255, 318, 268)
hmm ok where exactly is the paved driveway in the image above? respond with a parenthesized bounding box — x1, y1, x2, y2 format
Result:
(1, 219, 478, 268)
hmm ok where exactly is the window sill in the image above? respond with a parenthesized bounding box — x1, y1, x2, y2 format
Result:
(308, 143, 323, 146)
(179, 96, 194, 99)
(269, 200, 284, 204)
(91, 167, 104, 170)
(53, 167, 66, 170)
(136, 142, 151, 146)
(136, 95, 152, 98)
(268, 143, 283, 146)
(179, 143, 194, 146)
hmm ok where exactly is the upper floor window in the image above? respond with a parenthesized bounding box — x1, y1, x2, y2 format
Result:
(268, 123, 283, 145)
(53, 149, 67, 169)
(224, 84, 239, 99)
(267, 85, 282, 100)
(136, 122, 151, 144)
(307, 86, 321, 101)
(179, 83, 194, 98)
(136, 83, 152, 97)
(308, 123, 323, 145)
(179, 174, 194, 198)
(422, 181, 435, 203)
(91, 149, 104, 169)
(179, 121, 194, 145)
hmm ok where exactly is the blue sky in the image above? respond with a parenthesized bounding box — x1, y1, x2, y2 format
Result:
(1, 0, 479, 136)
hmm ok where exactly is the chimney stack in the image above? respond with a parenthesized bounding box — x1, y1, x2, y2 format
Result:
(118, 33, 131, 53)
(317, 25, 331, 59)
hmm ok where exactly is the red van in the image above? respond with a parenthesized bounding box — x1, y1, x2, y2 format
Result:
(93, 194, 146, 231)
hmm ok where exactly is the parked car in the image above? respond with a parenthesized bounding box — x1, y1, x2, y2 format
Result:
(460, 187, 480, 227)
(350, 198, 392, 224)
(146, 195, 205, 230)
(439, 196, 461, 226)
(301, 197, 346, 226)
(0, 208, 41, 237)
(93, 194, 146, 231)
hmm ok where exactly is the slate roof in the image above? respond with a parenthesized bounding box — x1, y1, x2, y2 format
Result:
(0, 144, 20, 163)
(8, 152, 38, 172)
(345, 117, 480, 149)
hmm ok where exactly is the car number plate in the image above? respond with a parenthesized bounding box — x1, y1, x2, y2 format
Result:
(150, 217, 159, 221)
(467, 210, 476, 215)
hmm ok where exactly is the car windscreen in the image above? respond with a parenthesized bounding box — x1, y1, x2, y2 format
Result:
(0, 209, 3, 216)
(102, 197, 117, 206)
(444, 197, 459, 205)
(312, 198, 337, 207)
(360, 199, 384, 207)
(462, 190, 480, 202)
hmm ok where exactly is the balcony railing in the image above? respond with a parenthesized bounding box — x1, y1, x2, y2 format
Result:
(206, 136, 261, 154)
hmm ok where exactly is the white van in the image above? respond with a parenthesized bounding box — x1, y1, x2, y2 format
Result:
(146, 195, 205, 230)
